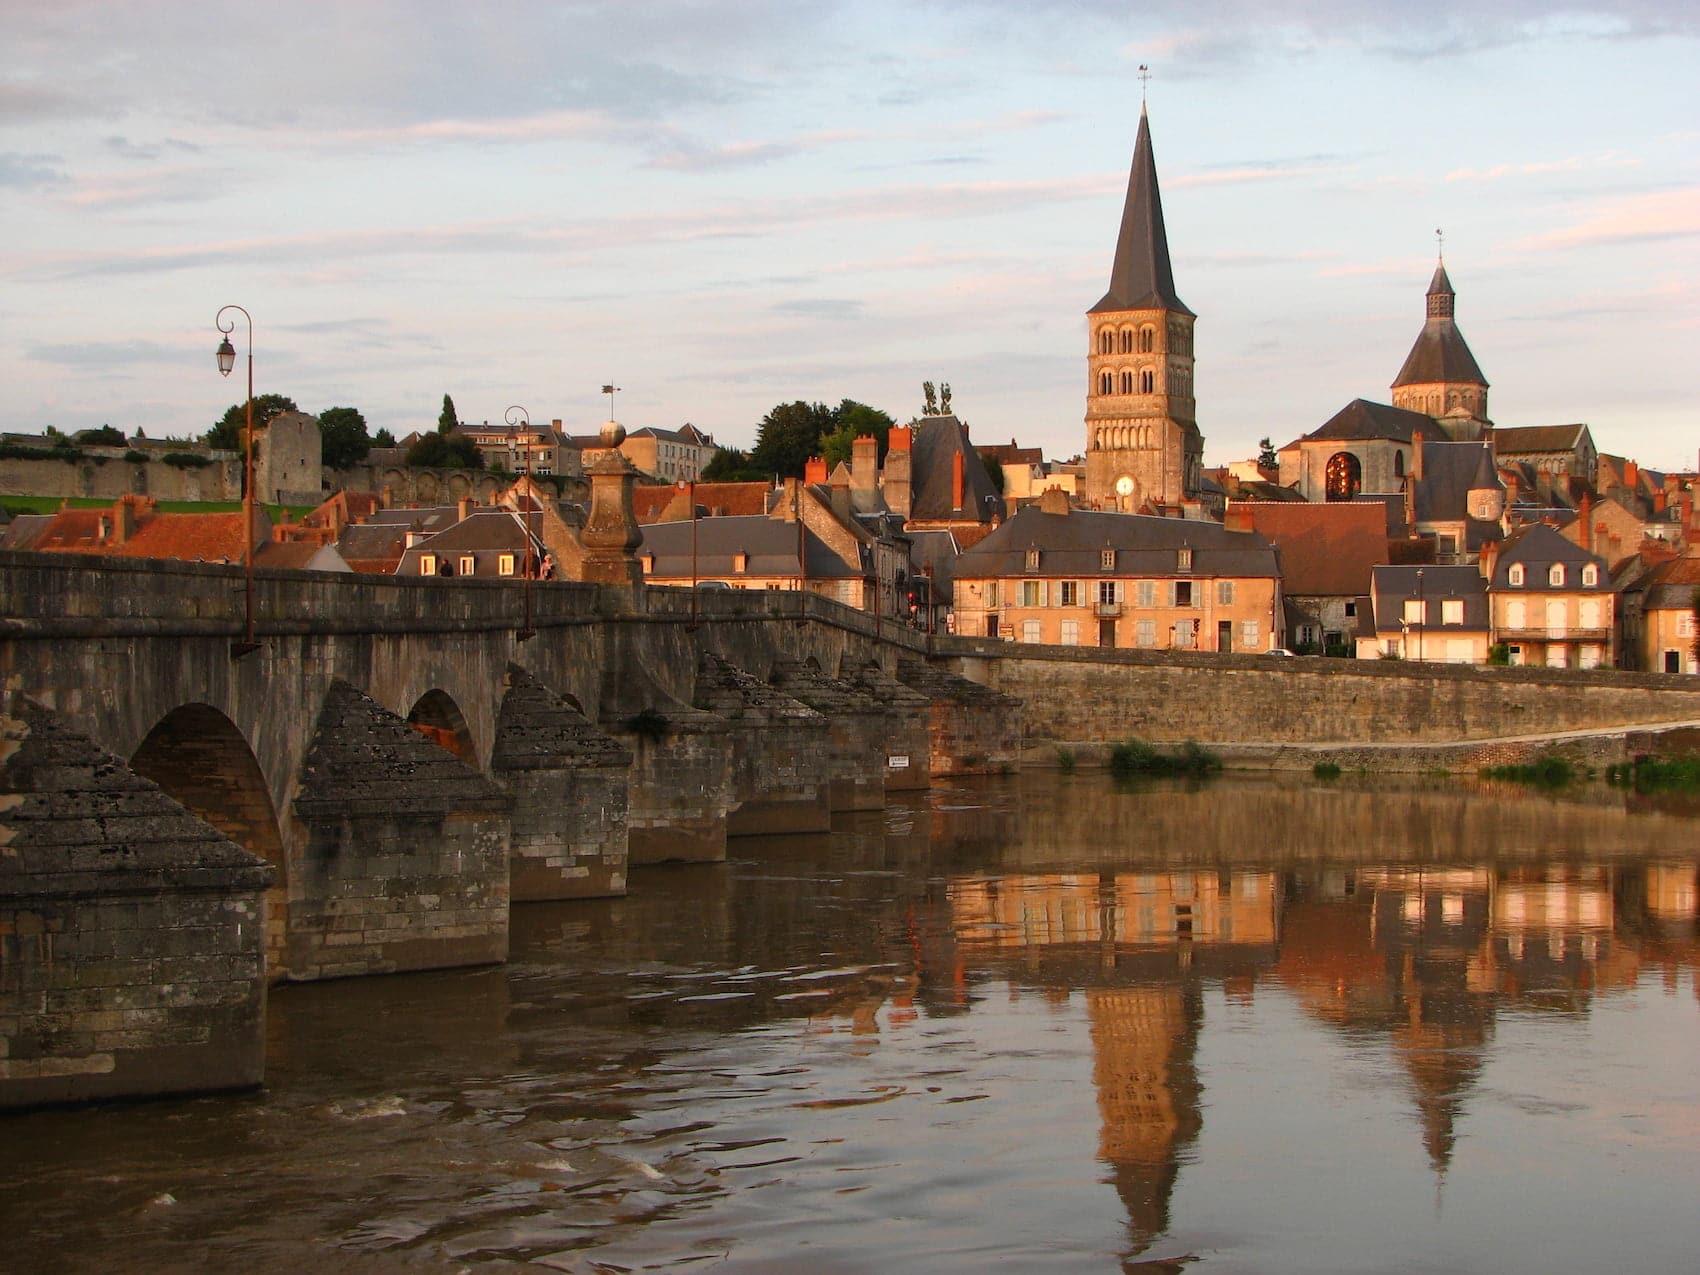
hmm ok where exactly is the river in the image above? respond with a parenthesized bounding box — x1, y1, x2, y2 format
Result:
(5, 771, 1699, 1273)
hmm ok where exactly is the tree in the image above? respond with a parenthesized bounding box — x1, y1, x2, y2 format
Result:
(748, 400, 837, 479)
(317, 406, 371, 470)
(701, 446, 763, 482)
(75, 425, 126, 447)
(372, 427, 396, 448)
(979, 450, 1007, 494)
(819, 399, 896, 470)
(438, 394, 460, 435)
(1258, 437, 1278, 469)
(407, 432, 483, 469)
(206, 393, 298, 451)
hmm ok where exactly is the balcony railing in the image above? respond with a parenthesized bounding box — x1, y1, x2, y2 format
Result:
(1496, 627, 1612, 643)
(1095, 602, 1121, 618)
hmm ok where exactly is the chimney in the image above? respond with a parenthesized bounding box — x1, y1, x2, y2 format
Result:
(884, 444, 912, 518)
(457, 496, 473, 522)
(380, 485, 393, 509)
(1654, 489, 1667, 514)
(1411, 429, 1425, 482)
(114, 495, 138, 545)
(1038, 485, 1070, 516)
(1579, 493, 1593, 552)
(952, 449, 965, 512)
(887, 425, 912, 454)
(805, 455, 828, 485)
(850, 435, 879, 493)
(1478, 539, 1499, 583)
(1224, 501, 1254, 534)
(1625, 460, 1639, 491)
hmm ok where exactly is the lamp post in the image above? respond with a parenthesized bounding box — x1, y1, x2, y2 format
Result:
(688, 478, 699, 631)
(214, 305, 259, 659)
(1415, 568, 1425, 663)
(507, 405, 536, 642)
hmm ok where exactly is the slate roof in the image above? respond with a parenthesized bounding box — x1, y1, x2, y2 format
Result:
(906, 528, 962, 606)
(1304, 399, 1434, 445)
(907, 415, 1005, 523)
(977, 440, 1045, 466)
(1091, 106, 1191, 317)
(1492, 424, 1592, 456)
(1241, 503, 1390, 598)
(956, 506, 1278, 580)
(637, 514, 863, 579)
(1391, 266, 1488, 389)
(1413, 440, 1505, 551)
(1632, 555, 1700, 611)
(0, 514, 52, 549)
(1368, 565, 1489, 635)
(1488, 522, 1610, 590)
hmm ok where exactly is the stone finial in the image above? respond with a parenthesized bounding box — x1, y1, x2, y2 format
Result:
(600, 419, 627, 448)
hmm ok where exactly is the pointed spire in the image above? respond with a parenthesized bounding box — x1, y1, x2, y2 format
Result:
(1091, 107, 1191, 316)
(1426, 263, 1456, 319)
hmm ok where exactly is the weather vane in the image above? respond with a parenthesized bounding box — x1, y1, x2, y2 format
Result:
(601, 384, 620, 417)
(1436, 227, 1444, 261)
(1138, 64, 1150, 103)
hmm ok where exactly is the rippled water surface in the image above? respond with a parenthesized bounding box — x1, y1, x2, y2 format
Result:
(7, 772, 1700, 1273)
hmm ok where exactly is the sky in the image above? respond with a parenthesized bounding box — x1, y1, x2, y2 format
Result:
(3, 1, 1696, 471)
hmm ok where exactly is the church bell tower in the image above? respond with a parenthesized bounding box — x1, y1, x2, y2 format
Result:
(1084, 102, 1202, 512)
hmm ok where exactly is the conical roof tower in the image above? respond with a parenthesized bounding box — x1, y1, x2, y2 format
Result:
(1392, 256, 1490, 439)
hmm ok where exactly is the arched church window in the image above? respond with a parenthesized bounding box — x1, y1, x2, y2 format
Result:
(1120, 328, 1134, 354)
(1394, 451, 1405, 478)
(1140, 369, 1155, 394)
(1324, 452, 1362, 502)
(1140, 326, 1155, 353)
(1119, 371, 1134, 394)
(1099, 329, 1114, 354)
(1099, 371, 1112, 395)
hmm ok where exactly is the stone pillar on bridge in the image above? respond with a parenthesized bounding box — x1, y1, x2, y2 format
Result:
(1, 695, 273, 1109)
(897, 658, 1025, 775)
(694, 651, 833, 836)
(492, 664, 633, 900)
(847, 663, 936, 791)
(768, 658, 897, 811)
(288, 680, 512, 980)
(576, 423, 644, 589)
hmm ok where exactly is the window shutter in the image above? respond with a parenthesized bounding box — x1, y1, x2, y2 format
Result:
(1114, 580, 1125, 604)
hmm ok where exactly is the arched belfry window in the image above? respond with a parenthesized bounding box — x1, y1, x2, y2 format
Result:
(1120, 328, 1134, 354)
(1119, 371, 1134, 394)
(1099, 371, 1112, 395)
(1140, 326, 1155, 353)
(1099, 328, 1114, 354)
(1324, 452, 1362, 502)
(1140, 369, 1155, 394)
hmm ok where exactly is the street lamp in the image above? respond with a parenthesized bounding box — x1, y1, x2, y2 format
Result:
(1415, 568, 1425, 663)
(214, 304, 259, 659)
(506, 405, 537, 642)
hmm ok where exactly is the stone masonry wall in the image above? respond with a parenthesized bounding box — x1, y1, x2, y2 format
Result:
(0, 453, 241, 503)
(898, 659, 1024, 776)
(695, 653, 832, 836)
(1, 697, 271, 1108)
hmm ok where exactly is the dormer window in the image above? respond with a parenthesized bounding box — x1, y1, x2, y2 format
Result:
(640, 553, 655, 575)
(1177, 547, 1192, 573)
(1101, 548, 1116, 571)
(1582, 564, 1599, 587)
(1508, 564, 1525, 587)
(734, 551, 749, 573)
(1025, 548, 1041, 572)
(1549, 564, 1565, 587)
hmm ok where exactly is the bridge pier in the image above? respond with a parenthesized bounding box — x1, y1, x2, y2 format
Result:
(1, 697, 272, 1109)
(287, 681, 511, 980)
(768, 658, 893, 812)
(493, 665, 632, 900)
(695, 652, 833, 836)
(848, 664, 935, 792)
(898, 659, 1025, 775)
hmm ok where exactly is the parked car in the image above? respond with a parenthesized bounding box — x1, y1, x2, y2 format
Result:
(1265, 647, 1296, 657)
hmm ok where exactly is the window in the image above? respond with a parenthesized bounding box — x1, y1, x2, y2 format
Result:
(1136, 619, 1157, 647)
(1021, 581, 1041, 607)
(1344, 601, 1357, 618)
(1025, 548, 1040, 571)
(498, 554, 516, 576)
(1137, 580, 1155, 608)
(1174, 621, 1195, 649)
(1324, 452, 1362, 502)
(1174, 581, 1194, 608)
(1508, 564, 1525, 587)
(419, 554, 437, 575)
(1099, 329, 1114, 354)
(1549, 564, 1566, 586)
(1677, 613, 1695, 638)
(1099, 371, 1112, 395)
(1403, 599, 1426, 624)
(459, 555, 475, 576)
(1098, 580, 1118, 605)
(1507, 600, 1526, 628)
(1140, 369, 1155, 394)
(1061, 619, 1080, 645)
(1120, 371, 1134, 394)
(1394, 452, 1405, 478)
(1438, 534, 1458, 558)
(1582, 564, 1599, 587)
(1177, 547, 1193, 572)
(1021, 619, 1041, 644)
(1059, 581, 1080, 607)
(1139, 326, 1155, 353)
(1217, 580, 1234, 605)
(1241, 620, 1259, 647)
(733, 552, 749, 573)
(1442, 599, 1464, 625)
(1101, 548, 1116, 571)
(1580, 599, 1601, 629)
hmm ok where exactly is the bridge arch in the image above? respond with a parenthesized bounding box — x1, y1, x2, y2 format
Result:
(405, 689, 477, 761)
(129, 703, 287, 972)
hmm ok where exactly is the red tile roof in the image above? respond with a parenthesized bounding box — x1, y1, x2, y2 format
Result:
(1242, 502, 1391, 597)
(633, 481, 772, 524)
(116, 512, 251, 562)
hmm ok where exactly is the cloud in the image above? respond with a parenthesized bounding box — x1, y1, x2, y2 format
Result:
(25, 339, 185, 369)
(0, 151, 64, 188)
(770, 298, 868, 320)
(63, 165, 228, 210)
(1519, 187, 1700, 250)
(1445, 152, 1643, 183)
(102, 136, 203, 160)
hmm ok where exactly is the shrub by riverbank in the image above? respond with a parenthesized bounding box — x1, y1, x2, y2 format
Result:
(1607, 755, 1700, 793)
(1109, 738, 1222, 778)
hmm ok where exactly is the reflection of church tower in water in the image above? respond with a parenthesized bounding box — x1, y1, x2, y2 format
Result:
(1086, 984, 1204, 1254)
(1083, 101, 1203, 512)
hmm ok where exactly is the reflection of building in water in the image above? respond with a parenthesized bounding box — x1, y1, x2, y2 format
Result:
(944, 870, 1277, 1259)
(1089, 985, 1203, 1253)
(1618, 862, 1700, 1003)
